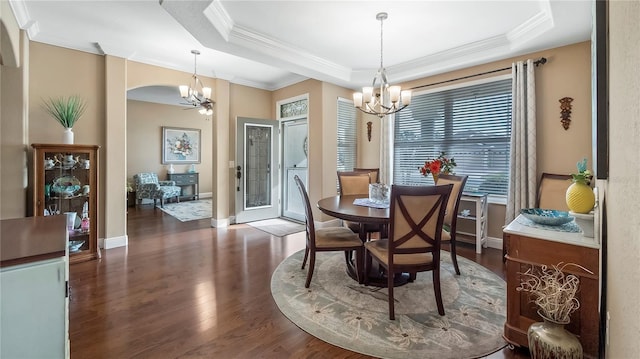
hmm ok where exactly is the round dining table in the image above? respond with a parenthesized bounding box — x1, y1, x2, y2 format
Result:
(317, 194, 408, 287)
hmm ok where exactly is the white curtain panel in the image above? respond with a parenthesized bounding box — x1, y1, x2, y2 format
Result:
(505, 59, 537, 223)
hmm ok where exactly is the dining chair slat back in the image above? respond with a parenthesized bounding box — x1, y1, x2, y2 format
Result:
(353, 168, 380, 184)
(435, 174, 468, 275)
(364, 184, 452, 319)
(293, 175, 364, 288)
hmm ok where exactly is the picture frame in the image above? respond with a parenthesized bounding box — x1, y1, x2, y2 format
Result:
(162, 126, 201, 164)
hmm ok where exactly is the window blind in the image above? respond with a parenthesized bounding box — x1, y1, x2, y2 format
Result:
(393, 78, 512, 196)
(337, 98, 357, 172)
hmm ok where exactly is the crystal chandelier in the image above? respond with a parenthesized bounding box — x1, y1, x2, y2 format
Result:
(179, 50, 214, 116)
(353, 12, 411, 118)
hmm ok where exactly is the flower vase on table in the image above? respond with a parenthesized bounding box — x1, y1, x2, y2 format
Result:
(419, 151, 456, 183)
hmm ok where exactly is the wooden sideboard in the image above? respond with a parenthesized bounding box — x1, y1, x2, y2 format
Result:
(503, 216, 600, 358)
(167, 173, 199, 201)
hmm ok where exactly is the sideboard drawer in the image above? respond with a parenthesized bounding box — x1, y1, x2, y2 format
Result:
(168, 173, 198, 185)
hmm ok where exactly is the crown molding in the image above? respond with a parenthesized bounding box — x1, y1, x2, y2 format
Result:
(507, 1, 554, 49)
(8, 0, 38, 38)
(203, 0, 233, 42)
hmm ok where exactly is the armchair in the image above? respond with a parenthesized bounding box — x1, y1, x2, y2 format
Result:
(133, 173, 181, 208)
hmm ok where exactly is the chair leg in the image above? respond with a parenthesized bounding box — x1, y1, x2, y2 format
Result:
(450, 240, 461, 275)
(355, 247, 364, 284)
(301, 246, 309, 270)
(432, 267, 445, 316)
(388, 269, 395, 320)
(364, 251, 372, 285)
(304, 251, 316, 288)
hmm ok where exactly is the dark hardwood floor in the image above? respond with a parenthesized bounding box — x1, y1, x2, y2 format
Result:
(69, 204, 530, 358)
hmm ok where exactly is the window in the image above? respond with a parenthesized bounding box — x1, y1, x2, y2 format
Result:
(337, 97, 357, 172)
(393, 76, 512, 196)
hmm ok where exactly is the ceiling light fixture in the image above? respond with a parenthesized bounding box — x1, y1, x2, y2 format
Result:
(179, 50, 214, 116)
(353, 12, 411, 118)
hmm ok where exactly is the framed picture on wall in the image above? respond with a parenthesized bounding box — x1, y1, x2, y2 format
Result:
(162, 126, 201, 164)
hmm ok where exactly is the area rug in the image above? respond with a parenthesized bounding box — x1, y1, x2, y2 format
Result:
(271, 250, 507, 359)
(247, 218, 305, 237)
(158, 199, 212, 222)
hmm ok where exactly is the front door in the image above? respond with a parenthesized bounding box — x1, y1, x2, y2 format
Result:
(235, 117, 279, 223)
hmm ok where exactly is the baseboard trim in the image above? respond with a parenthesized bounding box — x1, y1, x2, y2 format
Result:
(486, 236, 502, 250)
(211, 218, 230, 227)
(199, 192, 213, 199)
(102, 235, 128, 249)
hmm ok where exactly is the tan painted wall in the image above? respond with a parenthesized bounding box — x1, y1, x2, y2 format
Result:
(607, 1, 640, 356)
(28, 42, 107, 239)
(228, 83, 272, 215)
(0, 25, 27, 220)
(126, 100, 213, 194)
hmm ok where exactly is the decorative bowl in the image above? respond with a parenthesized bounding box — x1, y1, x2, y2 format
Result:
(51, 176, 81, 196)
(520, 208, 574, 226)
(69, 240, 85, 252)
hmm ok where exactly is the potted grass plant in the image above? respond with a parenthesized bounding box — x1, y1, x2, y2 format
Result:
(42, 95, 87, 144)
(517, 262, 593, 359)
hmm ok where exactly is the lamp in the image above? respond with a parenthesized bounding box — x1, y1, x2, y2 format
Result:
(353, 12, 411, 118)
(179, 50, 214, 115)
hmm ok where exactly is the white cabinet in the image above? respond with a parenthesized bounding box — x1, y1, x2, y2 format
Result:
(456, 192, 488, 254)
(0, 216, 69, 359)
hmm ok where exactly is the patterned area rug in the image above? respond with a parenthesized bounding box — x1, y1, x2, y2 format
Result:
(271, 250, 507, 359)
(158, 199, 212, 222)
(247, 218, 305, 237)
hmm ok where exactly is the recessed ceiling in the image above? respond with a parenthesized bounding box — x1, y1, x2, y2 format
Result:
(9, 0, 592, 106)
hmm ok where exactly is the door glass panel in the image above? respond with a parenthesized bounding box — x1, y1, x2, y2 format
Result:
(244, 125, 272, 209)
(282, 120, 307, 221)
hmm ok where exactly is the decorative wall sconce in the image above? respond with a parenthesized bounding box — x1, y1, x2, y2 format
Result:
(367, 121, 372, 142)
(559, 97, 573, 130)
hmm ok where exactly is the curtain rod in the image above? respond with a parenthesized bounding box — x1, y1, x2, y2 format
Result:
(409, 57, 547, 91)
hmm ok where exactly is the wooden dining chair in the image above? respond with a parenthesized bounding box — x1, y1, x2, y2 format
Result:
(353, 168, 380, 183)
(294, 175, 364, 288)
(337, 171, 380, 240)
(364, 184, 452, 319)
(436, 174, 468, 275)
(337, 171, 371, 195)
(503, 172, 573, 262)
(537, 173, 572, 211)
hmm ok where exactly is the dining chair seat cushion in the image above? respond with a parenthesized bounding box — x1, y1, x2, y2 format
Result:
(315, 227, 362, 248)
(365, 239, 434, 266)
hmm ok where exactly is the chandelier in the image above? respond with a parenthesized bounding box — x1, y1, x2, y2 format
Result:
(353, 12, 411, 118)
(179, 50, 214, 116)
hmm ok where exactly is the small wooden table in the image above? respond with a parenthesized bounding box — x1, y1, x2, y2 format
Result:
(317, 195, 408, 287)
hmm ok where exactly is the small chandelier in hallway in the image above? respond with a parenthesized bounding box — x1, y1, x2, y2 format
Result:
(179, 50, 214, 116)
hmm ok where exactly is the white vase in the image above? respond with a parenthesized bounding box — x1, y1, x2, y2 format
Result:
(62, 128, 74, 144)
(168, 164, 175, 174)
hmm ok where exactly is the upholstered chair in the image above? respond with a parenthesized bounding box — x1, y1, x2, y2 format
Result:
(364, 184, 452, 319)
(436, 174, 468, 275)
(337, 171, 381, 239)
(294, 175, 364, 288)
(133, 173, 181, 208)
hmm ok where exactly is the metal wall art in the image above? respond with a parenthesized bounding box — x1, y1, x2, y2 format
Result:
(559, 97, 573, 130)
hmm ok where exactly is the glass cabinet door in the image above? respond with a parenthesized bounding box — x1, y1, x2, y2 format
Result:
(33, 144, 99, 263)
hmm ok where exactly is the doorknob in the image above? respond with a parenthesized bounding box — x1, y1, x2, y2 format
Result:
(236, 165, 242, 191)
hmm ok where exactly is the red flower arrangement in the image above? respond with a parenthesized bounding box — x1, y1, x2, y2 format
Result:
(419, 152, 457, 178)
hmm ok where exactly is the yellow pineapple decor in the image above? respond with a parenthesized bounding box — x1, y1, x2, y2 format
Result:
(566, 158, 595, 214)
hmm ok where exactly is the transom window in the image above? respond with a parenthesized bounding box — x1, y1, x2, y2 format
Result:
(393, 76, 512, 196)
